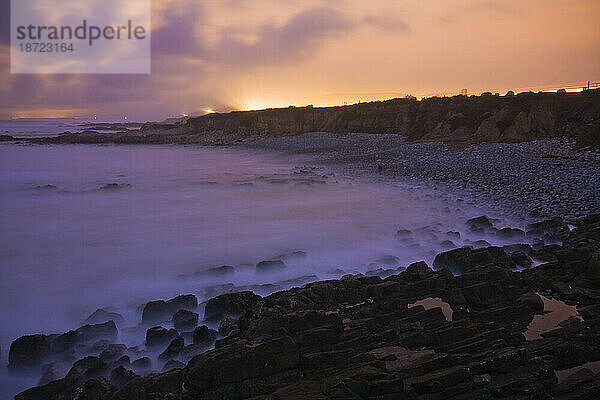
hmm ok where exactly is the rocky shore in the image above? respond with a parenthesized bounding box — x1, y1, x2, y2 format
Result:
(4, 89, 600, 399)
(11, 213, 600, 400)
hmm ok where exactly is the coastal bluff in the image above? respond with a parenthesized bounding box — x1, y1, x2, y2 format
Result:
(24, 89, 600, 146)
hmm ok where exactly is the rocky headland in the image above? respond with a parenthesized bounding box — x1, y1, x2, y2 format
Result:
(10, 213, 600, 400)
(16, 89, 600, 147)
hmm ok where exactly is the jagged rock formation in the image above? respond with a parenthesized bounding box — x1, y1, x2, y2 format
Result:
(26, 89, 600, 146)
(13, 213, 600, 400)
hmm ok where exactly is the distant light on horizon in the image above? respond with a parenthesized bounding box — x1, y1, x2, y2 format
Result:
(242, 102, 278, 111)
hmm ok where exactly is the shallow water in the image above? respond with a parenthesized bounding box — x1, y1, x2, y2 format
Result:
(0, 142, 530, 397)
(555, 360, 600, 383)
(0, 120, 87, 138)
(408, 297, 453, 322)
(524, 294, 583, 341)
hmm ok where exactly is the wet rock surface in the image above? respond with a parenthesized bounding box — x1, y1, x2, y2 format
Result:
(171, 309, 198, 331)
(141, 294, 198, 325)
(11, 213, 600, 399)
(203, 290, 262, 321)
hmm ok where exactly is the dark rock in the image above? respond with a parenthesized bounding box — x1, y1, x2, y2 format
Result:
(146, 326, 178, 349)
(532, 244, 562, 261)
(115, 355, 131, 368)
(471, 240, 491, 248)
(193, 325, 218, 347)
(256, 259, 287, 272)
(341, 273, 366, 280)
(218, 315, 238, 336)
(396, 229, 412, 240)
(552, 368, 595, 395)
(279, 250, 307, 260)
(497, 227, 525, 239)
(403, 261, 434, 281)
(183, 335, 300, 395)
(162, 360, 186, 371)
(277, 275, 319, 287)
(87, 340, 113, 355)
(433, 246, 515, 274)
(171, 309, 199, 331)
(503, 243, 534, 258)
(39, 362, 64, 385)
(8, 334, 51, 369)
(509, 251, 533, 267)
(204, 290, 261, 320)
(16, 378, 75, 400)
(76, 321, 118, 344)
(131, 357, 152, 372)
(366, 267, 396, 279)
(99, 183, 131, 190)
(99, 344, 127, 363)
(527, 217, 570, 241)
(83, 308, 125, 326)
(166, 294, 198, 312)
(158, 337, 184, 362)
(181, 344, 208, 362)
(110, 366, 138, 387)
(411, 367, 471, 394)
(80, 378, 112, 399)
(35, 184, 57, 190)
(518, 293, 544, 312)
(467, 216, 495, 232)
(141, 300, 169, 324)
(48, 330, 78, 356)
(66, 356, 107, 381)
(142, 294, 198, 324)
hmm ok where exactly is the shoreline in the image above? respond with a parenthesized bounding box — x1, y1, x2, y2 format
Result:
(2, 121, 600, 399)
(238, 132, 600, 221)
(6, 131, 600, 221)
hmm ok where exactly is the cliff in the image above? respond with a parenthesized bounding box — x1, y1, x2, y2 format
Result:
(25, 89, 600, 146)
(175, 89, 600, 145)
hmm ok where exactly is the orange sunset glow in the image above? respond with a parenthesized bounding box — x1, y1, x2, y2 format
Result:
(1, 0, 599, 120)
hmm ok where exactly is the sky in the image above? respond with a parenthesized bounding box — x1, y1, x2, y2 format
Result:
(0, 0, 599, 121)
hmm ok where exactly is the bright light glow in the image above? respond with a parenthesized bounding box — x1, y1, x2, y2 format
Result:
(242, 103, 277, 111)
(203, 110, 215, 114)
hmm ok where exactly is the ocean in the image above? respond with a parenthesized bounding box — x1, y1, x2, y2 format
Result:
(0, 138, 523, 397)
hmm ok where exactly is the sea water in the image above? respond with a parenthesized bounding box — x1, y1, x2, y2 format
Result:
(0, 141, 525, 397)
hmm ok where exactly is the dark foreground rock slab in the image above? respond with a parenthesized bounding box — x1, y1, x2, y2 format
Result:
(14, 213, 600, 400)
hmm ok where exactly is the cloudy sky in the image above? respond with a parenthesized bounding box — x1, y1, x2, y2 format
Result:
(0, 0, 599, 121)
